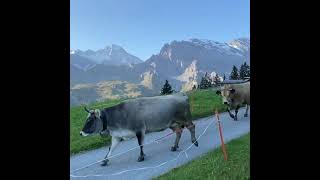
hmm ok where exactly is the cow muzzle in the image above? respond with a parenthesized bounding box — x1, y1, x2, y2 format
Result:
(80, 131, 89, 137)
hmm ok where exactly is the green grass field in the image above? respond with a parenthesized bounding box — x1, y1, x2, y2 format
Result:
(154, 133, 250, 180)
(70, 89, 228, 155)
(187, 89, 228, 120)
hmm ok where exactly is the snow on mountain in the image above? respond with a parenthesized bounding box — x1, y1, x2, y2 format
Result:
(70, 37, 250, 105)
(71, 44, 143, 66)
(227, 38, 250, 53)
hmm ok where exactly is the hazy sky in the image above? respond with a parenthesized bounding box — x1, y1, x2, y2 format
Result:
(70, 0, 250, 60)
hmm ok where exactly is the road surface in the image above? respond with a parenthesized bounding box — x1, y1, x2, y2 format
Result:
(70, 108, 250, 180)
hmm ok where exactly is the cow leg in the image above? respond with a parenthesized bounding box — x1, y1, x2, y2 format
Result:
(101, 136, 121, 166)
(244, 105, 249, 117)
(171, 127, 182, 151)
(186, 122, 198, 147)
(136, 131, 145, 162)
(234, 105, 240, 121)
(227, 107, 235, 119)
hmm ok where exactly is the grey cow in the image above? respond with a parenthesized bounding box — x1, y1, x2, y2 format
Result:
(80, 93, 198, 166)
(216, 80, 250, 121)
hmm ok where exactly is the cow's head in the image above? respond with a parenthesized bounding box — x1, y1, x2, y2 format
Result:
(216, 85, 236, 105)
(80, 106, 104, 137)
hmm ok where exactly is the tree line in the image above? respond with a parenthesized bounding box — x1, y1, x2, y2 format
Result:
(160, 61, 250, 94)
(230, 62, 250, 80)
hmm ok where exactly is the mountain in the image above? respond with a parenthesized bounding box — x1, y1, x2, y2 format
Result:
(70, 54, 96, 71)
(143, 38, 249, 78)
(71, 44, 143, 67)
(136, 37, 249, 91)
(70, 38, 250, 106)
(227, 38, 250, 60)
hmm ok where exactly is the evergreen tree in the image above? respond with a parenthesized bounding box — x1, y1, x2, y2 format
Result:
(239, 62, 250, 80)
(199, 77, 206, 89)
(207, 74, 213, 87)
(199, 73, 212, 89)
(213, 74, 221, 86)
(230, 65, 239, 80)
(239, 62, 246, 80)
(160, 80, 173, 95)
(223, 74, 226, 80)
(245, 63, 250, 79)
(199, 77, 208, 89)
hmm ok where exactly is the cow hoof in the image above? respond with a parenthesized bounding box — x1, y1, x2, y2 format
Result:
(244, 114, 248, 117)
(193, 141, 199, 147)
(171, 146, 177, 151)
(100, 159, 109, 166)
(137, 156, 144, 162)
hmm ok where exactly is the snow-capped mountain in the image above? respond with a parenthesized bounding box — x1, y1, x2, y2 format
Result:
(70, 54, 96, 71)
(227, 38, 250, 52)
(70, 38, 250, 106)
(144, 37, 250, 78)
(187, 39, 243, 56)
(71, 44, 143, 67)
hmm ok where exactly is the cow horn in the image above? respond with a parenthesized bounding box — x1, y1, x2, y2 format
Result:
(84, 106, 90, 113)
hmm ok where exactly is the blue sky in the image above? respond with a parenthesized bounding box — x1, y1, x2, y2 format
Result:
(70, 0, 250, 60)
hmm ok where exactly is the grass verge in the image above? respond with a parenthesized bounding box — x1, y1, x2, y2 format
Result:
(154, 133, 250, 180)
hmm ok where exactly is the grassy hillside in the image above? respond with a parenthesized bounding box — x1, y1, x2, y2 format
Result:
(187, 89, 228, 120)
(154, 133, 250, 180)
(70, 88, 228, 155)
(70, 80, 158, 106)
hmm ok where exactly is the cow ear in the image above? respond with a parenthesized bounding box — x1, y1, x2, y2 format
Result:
(94, 109, 101, 117)
(216, 90, 221, 95)
(229, 88, 235, 93)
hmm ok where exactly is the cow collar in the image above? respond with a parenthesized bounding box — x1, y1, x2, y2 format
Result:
(101, 115, 107, 131)
(99, 115, 109, 136)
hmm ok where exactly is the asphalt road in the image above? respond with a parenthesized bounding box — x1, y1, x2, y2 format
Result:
(70, 108, 250, 180)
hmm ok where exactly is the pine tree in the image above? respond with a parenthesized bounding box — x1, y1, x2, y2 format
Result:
(213, 74, 221, 86)
(245, 63, 250, 79)
(206, 73, 212, 88)
(230, 65, 239, 80)
(160, 80, 173, 95)
(199, 77, 208, 89)
(239, 62, 250, 80)
(239, 62, 247, 80)
(223, 74, 226, 80)
(199, 73, 213, 89)
(199, 77, 207, 89)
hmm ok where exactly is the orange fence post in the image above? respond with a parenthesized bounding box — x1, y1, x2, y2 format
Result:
(215, 109, 228, 161)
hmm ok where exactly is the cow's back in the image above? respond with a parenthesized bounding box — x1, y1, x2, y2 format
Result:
(231, 82, 250, 105)
(122, 94, 190, 132)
